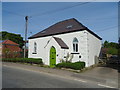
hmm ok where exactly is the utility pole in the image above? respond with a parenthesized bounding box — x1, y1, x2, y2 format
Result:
(24, 16, 28, 58)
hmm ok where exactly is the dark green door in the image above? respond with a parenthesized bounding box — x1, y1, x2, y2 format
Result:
(50, 46, 56, 67)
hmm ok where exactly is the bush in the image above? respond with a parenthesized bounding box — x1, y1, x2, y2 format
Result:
(56, 61, 85, 70)
(107, 48, 118, 55)
(2, 58, 43, 65)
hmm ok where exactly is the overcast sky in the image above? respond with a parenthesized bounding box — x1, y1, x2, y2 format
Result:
(2, 2, 118, 43)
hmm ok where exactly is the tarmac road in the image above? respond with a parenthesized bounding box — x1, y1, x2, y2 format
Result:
(2, 65, 108, 88)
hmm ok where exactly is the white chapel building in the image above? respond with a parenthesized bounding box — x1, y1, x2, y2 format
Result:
(28, 18, 102, 67)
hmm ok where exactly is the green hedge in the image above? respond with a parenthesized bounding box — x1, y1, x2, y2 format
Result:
(2, 58, 43, 65)
(56, 61, 85, 70)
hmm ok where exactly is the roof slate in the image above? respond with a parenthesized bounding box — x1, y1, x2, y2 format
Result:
(28, 18, 102, 40)
(53, 37, 69, 49)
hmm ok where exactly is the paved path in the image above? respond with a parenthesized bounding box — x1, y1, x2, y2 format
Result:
(2, 62, 119, 88)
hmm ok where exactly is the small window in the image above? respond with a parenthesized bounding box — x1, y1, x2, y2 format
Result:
(33, 42, 37, 54)
(41, 31, 46, 33)
(66, 25, 73, 29)
(73, 37, 78, 52)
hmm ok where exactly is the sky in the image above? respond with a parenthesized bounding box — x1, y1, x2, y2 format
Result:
(2, 2, 118, 43)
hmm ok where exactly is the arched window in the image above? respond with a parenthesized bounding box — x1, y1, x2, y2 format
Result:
(73, 38, 78, 52)
(34, 42, 37, 53)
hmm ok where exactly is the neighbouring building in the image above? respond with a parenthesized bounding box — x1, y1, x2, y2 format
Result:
(0, 40, 22, 58)
(28, 18, 102, 67)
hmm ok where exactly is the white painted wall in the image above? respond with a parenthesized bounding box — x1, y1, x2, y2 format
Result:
(53, 31, 88, 64)
(28, 30, 101, 67)
(86, 31, 102, 66)
(28, 36, 61, 65)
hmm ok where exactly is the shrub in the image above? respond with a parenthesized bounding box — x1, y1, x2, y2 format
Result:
(2, 58, 43, 65)
(56, 61, 85, 70)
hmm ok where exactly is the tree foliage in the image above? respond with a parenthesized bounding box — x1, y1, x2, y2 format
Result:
(103, 40, 119, 49)
(103, 40, 119, 55)
(107, 48, 118, 55)
(0, 31, 24, 48)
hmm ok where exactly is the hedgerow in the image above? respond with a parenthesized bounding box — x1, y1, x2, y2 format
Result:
(56, 61, 85, 70)
(2, 58, 43, 65)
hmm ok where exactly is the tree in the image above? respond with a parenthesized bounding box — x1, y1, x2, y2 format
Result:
(107, 48, 118, 55)
(0, 31, 24, 48)
(103, 40, 119, 55)
(103, 41, 119, 49)
(118, 37, 120, 44)
(103, 41, 109, 48)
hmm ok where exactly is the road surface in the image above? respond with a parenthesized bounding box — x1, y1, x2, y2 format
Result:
(2, 65, 117, 89)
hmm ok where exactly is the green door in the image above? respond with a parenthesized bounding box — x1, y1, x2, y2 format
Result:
(50, 46, 56, 67)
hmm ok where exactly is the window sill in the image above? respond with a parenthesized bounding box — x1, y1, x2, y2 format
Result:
(71, 52, 79, 54)
(32, 52, 37, 54)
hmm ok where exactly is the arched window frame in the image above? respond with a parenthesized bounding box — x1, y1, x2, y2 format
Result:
(73, 37, 78, 52)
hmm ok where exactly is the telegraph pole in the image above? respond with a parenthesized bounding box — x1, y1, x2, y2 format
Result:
(24, 16, 28, 58)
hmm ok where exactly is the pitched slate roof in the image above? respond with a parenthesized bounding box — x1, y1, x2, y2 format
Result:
(28, 18, 102, 40)
(53, 37, 69, 49)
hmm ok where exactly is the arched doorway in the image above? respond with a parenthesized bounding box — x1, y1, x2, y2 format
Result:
(50, 46, 56, 67)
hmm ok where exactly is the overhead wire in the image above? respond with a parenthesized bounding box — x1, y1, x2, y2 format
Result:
(96, 25, 118, 32)
(28, 1, 117, 33)
(3, 2, 117, 35)
(3, 9, 25, 17)
(30, 2, 91, 17)
(2, 2, 91, 21)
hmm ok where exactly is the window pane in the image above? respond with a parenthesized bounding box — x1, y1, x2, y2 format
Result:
(76, 44, 78, 52)
(35, 47, 36, 52)
(73, 38, 78, 43)
(73, 37, 79, 52)
(34, 42, 37, 53)
(73, 44, 75, 52)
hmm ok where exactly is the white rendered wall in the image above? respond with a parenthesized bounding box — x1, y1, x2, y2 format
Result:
(28, 36, 62, 65)
(28, 30, 101, 67)
(53, 31, 88, 65)
(86, 30, 102, 66)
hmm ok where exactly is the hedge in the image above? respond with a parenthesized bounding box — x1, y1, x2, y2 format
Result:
(56, 61, 85, 70)
(2, 58, 43, 65)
